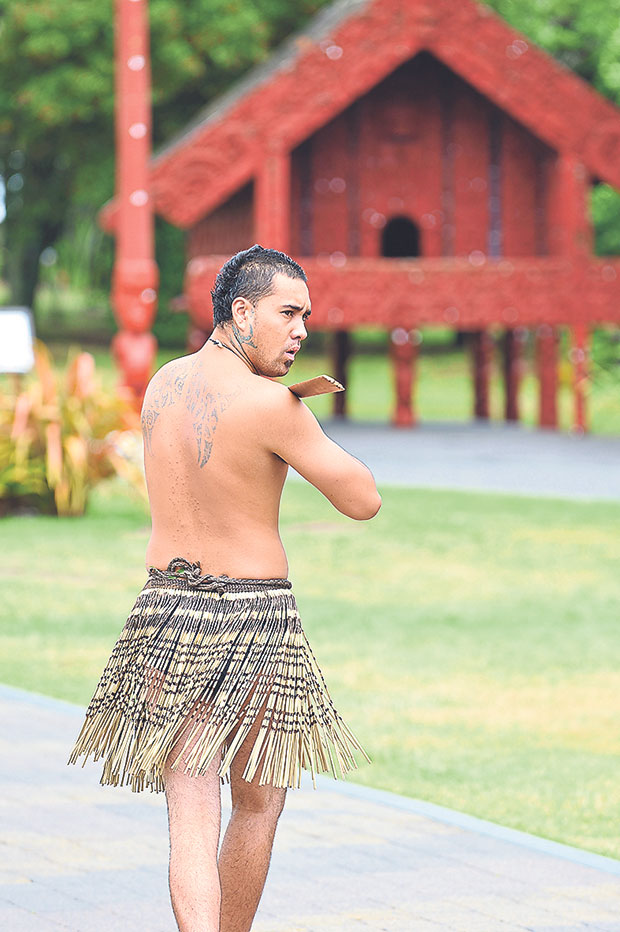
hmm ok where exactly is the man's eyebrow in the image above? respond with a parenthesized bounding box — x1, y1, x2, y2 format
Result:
(281, 303, 312, 313)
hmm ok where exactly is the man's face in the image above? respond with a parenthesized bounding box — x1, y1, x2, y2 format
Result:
(232, 272, 311, 378)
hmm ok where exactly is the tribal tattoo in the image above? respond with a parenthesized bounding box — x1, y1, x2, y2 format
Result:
(185, 379, 237, 468)
(141, 364, 187, 455)
(232, 308, 257, 349)
(141, 360, 237, 467)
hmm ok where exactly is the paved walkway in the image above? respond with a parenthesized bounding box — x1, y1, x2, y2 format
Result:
(317, 420, 620, 500)
(2, 685, 619, 932)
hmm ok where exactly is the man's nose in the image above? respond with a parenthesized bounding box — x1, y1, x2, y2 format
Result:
(292, 318, 308, 340)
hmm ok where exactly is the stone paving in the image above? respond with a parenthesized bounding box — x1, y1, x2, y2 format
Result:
(2, 684, 619, 932)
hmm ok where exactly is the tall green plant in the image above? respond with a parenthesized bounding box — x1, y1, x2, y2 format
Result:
(0, 341, 146, 516)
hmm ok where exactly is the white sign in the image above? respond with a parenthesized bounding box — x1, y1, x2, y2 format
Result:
(0, 307, 35, 374)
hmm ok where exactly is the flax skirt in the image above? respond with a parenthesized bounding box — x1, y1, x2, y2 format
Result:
(68, 557, 369, 792)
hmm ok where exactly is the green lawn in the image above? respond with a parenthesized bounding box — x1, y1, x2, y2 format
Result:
(1, 478, 619, 860)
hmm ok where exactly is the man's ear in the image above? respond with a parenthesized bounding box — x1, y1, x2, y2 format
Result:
(231, 297, 253, 330)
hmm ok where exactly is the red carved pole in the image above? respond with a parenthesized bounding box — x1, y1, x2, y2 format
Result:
(111, 0, 158, 408)
(536, 324, 559, 428)
(331, 330, 350, 418)
(502, 327, 526, 421)
(570, 321, 589, 434)
(254, 147, 291, 250)
(545, 153, 591, 430)
(471, 330, 494, 419)
(391, 327, 418, 427)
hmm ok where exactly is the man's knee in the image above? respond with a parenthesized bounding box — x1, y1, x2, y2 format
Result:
(231, 780, 287, 818)
(164, 748, 223, 848)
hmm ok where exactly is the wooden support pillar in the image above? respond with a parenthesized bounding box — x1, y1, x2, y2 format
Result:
(390, 327, 418, 427)
(502, 328, 525, 422)
(570, 322, 589, 434)
(547, 154, 592, 257)
(470, 330, 494, 419)
(331, 330, 350, 418)
(254, 148, 291, 250)
(546, 152, 592, 431)
(536, 324, 559, 429)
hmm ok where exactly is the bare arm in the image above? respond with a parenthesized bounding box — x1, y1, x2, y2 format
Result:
(267, 389, 381, 520)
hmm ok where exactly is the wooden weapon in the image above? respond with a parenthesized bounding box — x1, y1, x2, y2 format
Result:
(287, 375, 345, 398)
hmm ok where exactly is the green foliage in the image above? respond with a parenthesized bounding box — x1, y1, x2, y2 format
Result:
(0, 0, 330, 317)
(591, 184, 620, 255)
(152, 217, 187, 348)
(486, 0, 620, 99)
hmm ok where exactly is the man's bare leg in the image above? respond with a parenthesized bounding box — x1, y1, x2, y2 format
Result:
(218, 713, 287, 932)
(163, 724, 223, 932)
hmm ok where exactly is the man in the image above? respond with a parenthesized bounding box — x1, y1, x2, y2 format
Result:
(69, 244, 381, 932)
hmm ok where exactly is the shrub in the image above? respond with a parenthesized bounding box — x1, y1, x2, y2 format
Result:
(0, 341, 147, 517)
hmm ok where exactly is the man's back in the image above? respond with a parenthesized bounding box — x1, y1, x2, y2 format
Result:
(142, 346, 292, 579)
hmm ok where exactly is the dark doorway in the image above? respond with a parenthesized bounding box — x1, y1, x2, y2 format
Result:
(381, 216, 421, 257)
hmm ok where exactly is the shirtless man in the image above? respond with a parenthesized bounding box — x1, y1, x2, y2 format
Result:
(70, 245, 380, 932)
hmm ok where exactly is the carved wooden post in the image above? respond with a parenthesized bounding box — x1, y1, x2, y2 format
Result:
(548, 154, 592, 257)
(570, 321, 589, 433)
(546, 153, 591, 430)
(111, 0, 158, 407)
(390, 327, 417, 427)
(331, 330, 350, 418)
(470, 330, 494, 419)
(254, 147, 291, 250)
(502, 328, 526, 422)
(536, 324, 559, 428)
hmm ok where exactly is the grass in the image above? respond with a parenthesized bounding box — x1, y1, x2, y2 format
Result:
(1, 478, 619, 859)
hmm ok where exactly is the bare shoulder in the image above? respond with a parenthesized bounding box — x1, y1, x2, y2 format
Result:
(245, 376, 321, 453)
(141, 354, 197, 455)
(247, 377, 306, 421)
(143, 354, 193, 403)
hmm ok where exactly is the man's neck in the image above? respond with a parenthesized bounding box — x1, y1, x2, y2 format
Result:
(209, 328, 259, 375)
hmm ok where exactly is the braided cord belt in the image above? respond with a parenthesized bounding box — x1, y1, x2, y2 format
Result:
(147, 556, 292, 594)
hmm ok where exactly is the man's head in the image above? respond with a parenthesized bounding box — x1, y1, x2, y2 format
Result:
(211, 244, 311, 377)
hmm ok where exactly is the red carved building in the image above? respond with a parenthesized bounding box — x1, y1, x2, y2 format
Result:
(104, 0, 620, 429)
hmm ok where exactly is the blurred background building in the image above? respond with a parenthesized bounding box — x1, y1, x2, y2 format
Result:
(104, 0, 620, 429)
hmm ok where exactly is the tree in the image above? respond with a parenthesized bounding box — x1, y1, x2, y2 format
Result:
(0, 0, 330, 319)
(486, 0, 620, 255)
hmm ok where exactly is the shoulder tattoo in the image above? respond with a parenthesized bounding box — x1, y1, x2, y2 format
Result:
(141, 360, 237, 467)
(185, 383, 237, 468)
(141, 363, 186, 456)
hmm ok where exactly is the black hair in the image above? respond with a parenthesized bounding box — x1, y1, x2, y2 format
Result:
(211, 244, 307, 325)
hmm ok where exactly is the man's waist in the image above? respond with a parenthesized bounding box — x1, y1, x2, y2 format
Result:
(146, 557, 292, 594)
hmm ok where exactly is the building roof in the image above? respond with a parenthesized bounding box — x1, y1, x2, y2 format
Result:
(102, 0, 620, 230)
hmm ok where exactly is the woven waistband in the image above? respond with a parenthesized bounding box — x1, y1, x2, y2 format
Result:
(146, 556, 292, 594)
